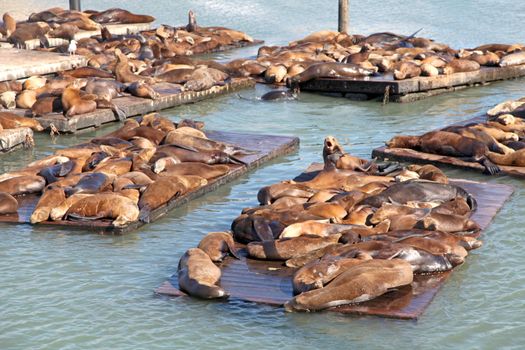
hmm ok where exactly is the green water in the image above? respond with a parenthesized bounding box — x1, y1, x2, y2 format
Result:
(1, 1, 525, 349)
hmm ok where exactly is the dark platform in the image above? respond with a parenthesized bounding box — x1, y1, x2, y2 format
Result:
(0, 130, 299, 234)
(299, 65, 525, 103)
(372, 115, 525, 178)
(156, 163, 514, 320)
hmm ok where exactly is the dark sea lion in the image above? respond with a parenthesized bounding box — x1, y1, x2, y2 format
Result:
(387, 131, 500, 175)
(30, 187, 66, 223)
(0, 175, 45, 195)
(48, 23, 79, 40)
(66, 193, 139, 227)
(8, 22, 50, 48)
(260, 90, 298, 101)
(246, 234, 341, 261)
(0, 192, 18, 214)
(38, 160, 75, 184)
(288, 62, 376, 86)
(89, 8, 155, 24)
(177, 248, 228, 299)
(361, 180, 477, 211)
(64, 172, 112, 196)
(155, 146, 244, 165)
(197, 231, 240, 262)
(284, 259, 413, 312)
(292, 251, 372, 294)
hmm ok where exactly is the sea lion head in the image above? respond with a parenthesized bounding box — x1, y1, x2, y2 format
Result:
(496, 114, 516, 126)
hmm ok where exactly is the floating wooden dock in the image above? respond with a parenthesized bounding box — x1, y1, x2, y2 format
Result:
(0, 127, 33, 153)
(156, 163, 514, 320)
(0, 131, 299, 234)
(0, 48, 87, 82)
(299, 65, 525, 103)
(372, 115, 525, 178)
(29, 78, 255, 133)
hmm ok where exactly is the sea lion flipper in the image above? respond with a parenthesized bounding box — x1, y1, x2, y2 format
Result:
(252, 217, 275, 242)
(228, 154, 247, 165)
(139, 206, 151, 223)
(67, 213, 106, 221)
(226, 240, 241, 260)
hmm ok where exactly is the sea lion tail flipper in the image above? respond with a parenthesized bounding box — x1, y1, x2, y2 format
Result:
(111, 103, 127, 121)
(169, 141, 199, 153)
(139, 206, 152, 223)
(405, 28, 423, 40)
(481, 158, 501, 176)
(236, 93, 254, 101)
(228, 154, 247, 165)
(39, 35, 49, 48)
(252, 217, 276, 242)
(226, 239, 241, 259)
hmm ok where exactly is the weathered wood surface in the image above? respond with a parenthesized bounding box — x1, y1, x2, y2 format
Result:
(156, 163, 514, 320)
(33, 78, 255, 133)
(372, 115, 525, 178)
(0, 48, 87, 82)
(0, 127, 32, 153)
(0, 130, 299, 234)
(300, 65, 525, 102)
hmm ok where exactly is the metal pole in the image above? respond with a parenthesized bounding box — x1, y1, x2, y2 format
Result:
(338, 0, 349, 33)
(69, 0, 81, 11)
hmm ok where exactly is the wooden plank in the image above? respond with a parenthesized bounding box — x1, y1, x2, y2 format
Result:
(0, 48, 87, 82)
(155, 164, 514, 320)
(34, 78, 255, 133)
(371, 115, 525, 178)
(299, 65, 525, 102)
(0, 127, 33, 153)
(0, 131, 299, 234)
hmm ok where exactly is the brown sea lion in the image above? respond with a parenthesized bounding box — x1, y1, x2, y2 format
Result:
(0, 192, 18, 214)
(387, 131, 500, 175)
(257, 182, 316, 205)
(406, 164, 448, 183)
(125, 81, 160, 99)
(0, 91, 16, 109)
(499, 51, 525, 67)
(164, 127, 207, 141)
(0, 81, 22, 94)
(155, 145, 243, 165)
(66, 193, 139, 227)
(284, 259, 413, 312)
(31, 96, 63, 116)
(246, 234, 341, 261)
(0, 175, 45, 195)
(197, 231, 240, 262)
(30, 187, 66, 223)
(177, 248, 228, 299)
(487, 148, 525, 166)
(16, 90, 37, 109)
(0, 112, 44, 131)
(62, 67, 114, 79)
(443, 59, 480, 74)
(292, 251, 372, 294)
(61, 86, 97, 118)
(394, 61, 421, 80)
(89, 8, 155, 24)
(156, 162, 230, 180)
(1, 12, 16, 37)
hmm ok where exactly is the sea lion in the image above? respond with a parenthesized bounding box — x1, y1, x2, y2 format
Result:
(89, 8, 155, 24)
(16, 90, 37, 109)
(284, 259, 413, 312)
(287, 62, 376, 86)
(443, 59, 480, 74)
(487, 148, 525, 166)
(246, 234, 341, 261)
(23, 76, 47, 90)
(292, 251, 372, 294)
(406, 164, 448, 183)
(184, 67, 229, 92)
(31, 96, 63, 116)
(197, 231, 240, 262)
(0, 91, 16, 109)
(1, 12, 16, 37)
(386, 131, 501, 175)
(125, 81, 160, 99)
(62, 67, 114, 79)
(64, 172, 112, 196)
(0, 175, 45, 195)
(66, 193, 139, 227)
(361, 180, 477, 211)
(0, 81, 22, 94)
(155, 145, 243, 165)
(177, 248, 228, 299)
(394, 61, 421, 80)
(38, 160, 75, 184)
(257, 182, 316, 205)
(264, 64, 288, 84)
(0, 192, 18, 214)
(260, 90, 298, 101)
(156, 162, 230, 180)
(499, 51, 525, 67)
(164, 127, 206, 141)
(61, 86, 97, 118)
(30, 187, 66, 223)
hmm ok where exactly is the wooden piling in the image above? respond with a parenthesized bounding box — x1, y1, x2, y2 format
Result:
(338, 0, 349, 33)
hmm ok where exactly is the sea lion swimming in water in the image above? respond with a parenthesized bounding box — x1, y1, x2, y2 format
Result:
(260, 89, 298, 101)
(177, 248, 228, 299)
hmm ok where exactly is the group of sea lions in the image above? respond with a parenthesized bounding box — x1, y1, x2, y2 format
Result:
(176, 136, 482, 312)
(222, 29, 525, 89)
(0, 8, 155, 48)
(0, 113, 255, 226)
(386, 101, 525, 174)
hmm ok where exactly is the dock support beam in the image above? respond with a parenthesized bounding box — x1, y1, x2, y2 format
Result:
(69, 0, 81, 11)
(338, 0, 349, 33)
